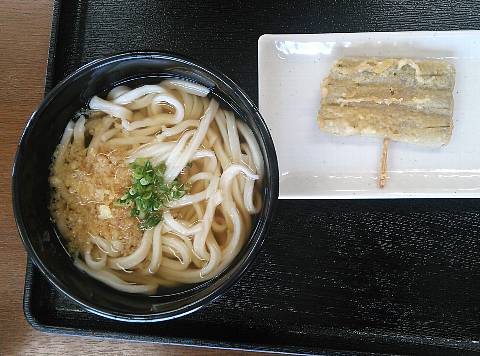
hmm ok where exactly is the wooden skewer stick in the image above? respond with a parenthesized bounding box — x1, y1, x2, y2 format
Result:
(379, 137, 390, 188)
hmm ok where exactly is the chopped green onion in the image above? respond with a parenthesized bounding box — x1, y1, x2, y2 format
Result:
(116, 159, 189, 230)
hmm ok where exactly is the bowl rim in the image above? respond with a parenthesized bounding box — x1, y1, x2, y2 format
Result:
(12, 51, 279, 322)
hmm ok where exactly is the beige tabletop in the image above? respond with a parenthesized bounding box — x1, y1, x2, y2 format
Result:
(0, 1, 274, 354)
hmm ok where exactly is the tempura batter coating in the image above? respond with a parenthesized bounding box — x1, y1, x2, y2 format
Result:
(317, 57, 455, 146)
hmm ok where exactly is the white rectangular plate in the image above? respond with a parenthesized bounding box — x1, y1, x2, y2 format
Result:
(258, 31, 480, 199)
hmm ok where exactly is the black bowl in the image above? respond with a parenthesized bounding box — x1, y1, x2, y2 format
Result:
(12, 52, 279, 322)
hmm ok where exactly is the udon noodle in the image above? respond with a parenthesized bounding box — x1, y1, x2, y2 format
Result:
(49, 80, 263, 294)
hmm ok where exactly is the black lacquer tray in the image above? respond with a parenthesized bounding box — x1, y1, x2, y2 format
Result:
(23, 0, 480, 354)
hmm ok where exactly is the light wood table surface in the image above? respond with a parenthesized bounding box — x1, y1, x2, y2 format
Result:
(0, 2, 274, 355)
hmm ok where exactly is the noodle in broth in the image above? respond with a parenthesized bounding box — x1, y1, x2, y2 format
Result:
(49, 80, 263, 294)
